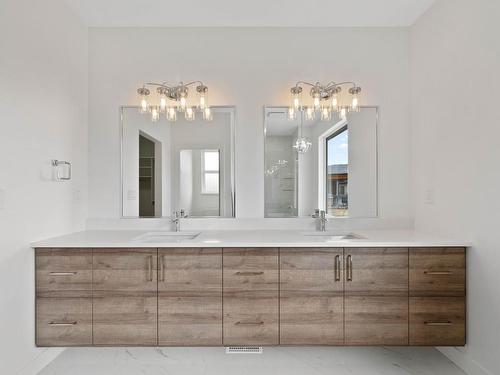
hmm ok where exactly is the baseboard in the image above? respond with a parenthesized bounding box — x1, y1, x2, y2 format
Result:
(17, 348, 65, 375)
(438, 347, 493, 375)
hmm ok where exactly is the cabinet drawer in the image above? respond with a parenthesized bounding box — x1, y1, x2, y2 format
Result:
(410, 248, 465, 296)
(223, 294, 278, 345)
(36, 298, 92, 346)
(36, 249, 92, 297)
(223, 248, 278, 293)
(410, 297, 465, 346)
(223, 248, 278, 345)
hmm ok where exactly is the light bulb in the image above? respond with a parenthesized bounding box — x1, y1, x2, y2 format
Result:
(203, 107, 213, 121)
(199, 94, 206, 110)
(350, 94, 360, 112)
(167, 107, 177, 122)
(305, 107, 315, 121)
(179, 96, 187, 112)
(313, 95, 321, 110)
(331, 94, 339, 112)
(137, 87, 150, 113)
(185, 107, 195, 121)
(150, 106, 160, 122)
(293, 137, 312, 154)
(159, 96, 167, 112)
(321, 106, 331, 121)
(140, 98, 148, 113)
(292, 93, 301, 110)
(339, 107, 347, 121)
(288, 107, 296, 120)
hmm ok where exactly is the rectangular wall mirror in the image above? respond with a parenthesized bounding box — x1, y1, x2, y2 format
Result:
(121, 106, 235, 218)
(264, 106, 378, 218)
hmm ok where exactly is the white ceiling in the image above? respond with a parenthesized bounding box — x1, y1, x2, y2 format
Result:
(64, 0, 436, 27)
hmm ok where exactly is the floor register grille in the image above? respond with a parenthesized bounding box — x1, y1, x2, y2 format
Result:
(225, 346, 263, 354)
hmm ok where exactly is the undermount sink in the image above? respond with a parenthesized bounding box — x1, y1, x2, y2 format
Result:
(301, 232, 365, 240)
(133, 231, 201, 243)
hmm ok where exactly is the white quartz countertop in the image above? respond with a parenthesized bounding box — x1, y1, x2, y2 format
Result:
(31, 230, 470, 248)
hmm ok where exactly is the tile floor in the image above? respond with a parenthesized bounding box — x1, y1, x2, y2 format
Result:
(38, 347, 466, 375)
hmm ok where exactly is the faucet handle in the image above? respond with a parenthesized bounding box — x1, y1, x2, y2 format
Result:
(311, 208, 320, 218)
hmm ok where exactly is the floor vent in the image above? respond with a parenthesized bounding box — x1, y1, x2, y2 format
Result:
(225, 346, 263, 354)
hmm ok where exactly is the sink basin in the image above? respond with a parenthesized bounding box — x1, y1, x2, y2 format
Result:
(133, 231, 200, 243)
(301, 232, 365, 240)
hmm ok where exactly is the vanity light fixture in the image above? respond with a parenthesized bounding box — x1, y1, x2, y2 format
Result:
(137, 81, 212, 122)
(288, 81, 362, 121)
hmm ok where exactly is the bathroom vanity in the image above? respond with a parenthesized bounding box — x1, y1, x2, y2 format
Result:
(33, 230, 466, 347)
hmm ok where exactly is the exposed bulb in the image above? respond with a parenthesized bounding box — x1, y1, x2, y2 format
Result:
(293, 93, 300, 110)
(140, 98, 148, 113)
(321, 106, 331, 121)
(313, 95, 321, 110)
(159, 96, 167, 112)
(167, 107, 177, 122)
(203, 106, 213, 121)
(288, 107, 296, 121)
(339, 107, 347, 121)
(305, 107, 315, 121)
(331, 94, 339, 112)
(350, 94, 360, 112)
(185, 107, 195, 121)
(199, 94, 206, 110)
(150, 106, 160, 122)
(293, 137, 312, 154)
(179, 96, 187, 112)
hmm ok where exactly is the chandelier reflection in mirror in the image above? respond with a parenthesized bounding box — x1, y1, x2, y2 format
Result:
(137, 81, 213, 122)
(288, 81, 362, 122)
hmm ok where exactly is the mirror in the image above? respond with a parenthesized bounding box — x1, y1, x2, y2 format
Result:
(264, 106, 378, 218)
(121, 106, 235, 218)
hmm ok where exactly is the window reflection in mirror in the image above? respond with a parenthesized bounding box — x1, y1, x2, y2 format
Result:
(264, 106, 377, 218)
(122, 106, 235, 218)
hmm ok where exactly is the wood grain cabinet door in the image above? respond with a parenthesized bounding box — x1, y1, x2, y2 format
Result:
(223, 248, 279, 346)
(92, 249, 158, 346)
(36, 249, 92, 298)
(280, 248, 344, 345)
(344, 248, 409, 345)
(158, 248, 222, 346)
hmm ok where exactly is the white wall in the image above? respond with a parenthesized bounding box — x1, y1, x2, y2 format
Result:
(411, 1, 500, 374)
(87, 27, 412, 222)
(0, 0, 88, 373)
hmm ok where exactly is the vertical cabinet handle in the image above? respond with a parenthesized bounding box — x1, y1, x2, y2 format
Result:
(148, 255, 153, 282)
(334, 255, 341, 281)
(346, 255, 353, 281)
(159, 254, 165, 282)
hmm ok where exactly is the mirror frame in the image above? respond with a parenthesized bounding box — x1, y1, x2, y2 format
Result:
(120, 105, 236, 219)
(263, 105, 379, 219)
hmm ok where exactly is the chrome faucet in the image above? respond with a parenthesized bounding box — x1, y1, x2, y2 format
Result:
(171, 209, 188, 232)
(312, 209, 328, 232)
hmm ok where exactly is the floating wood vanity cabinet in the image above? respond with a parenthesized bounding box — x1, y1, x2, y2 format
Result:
(409, 248, 466, 346)
(92, 248, 158, 346)
(223, 248, 279, 345)
(158, 248, 222, 346)
(35, 246, 466, 347)
(280, 248, 344, 345)
(345, 248, 409, 345)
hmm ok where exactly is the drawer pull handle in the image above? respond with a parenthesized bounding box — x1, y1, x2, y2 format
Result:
(235, 271, 264, 276)
(334, 255, 341, 281)
(235, 321, 264, 326)
(424, 271, 452, 275)
(424, 321, 452, 326)
(346, 255, 353, 281)
(49, 321, 77, 326)
(159, 255, 165, 282)
(48, 272, 77, 276)
(148, 255, 153, 282)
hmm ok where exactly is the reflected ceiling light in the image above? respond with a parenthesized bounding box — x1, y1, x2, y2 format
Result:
(288, 81, 362, 121)
(137, 81, 212, 122)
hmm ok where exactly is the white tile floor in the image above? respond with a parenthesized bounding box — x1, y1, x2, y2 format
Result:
(38, 347, 466, 375)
